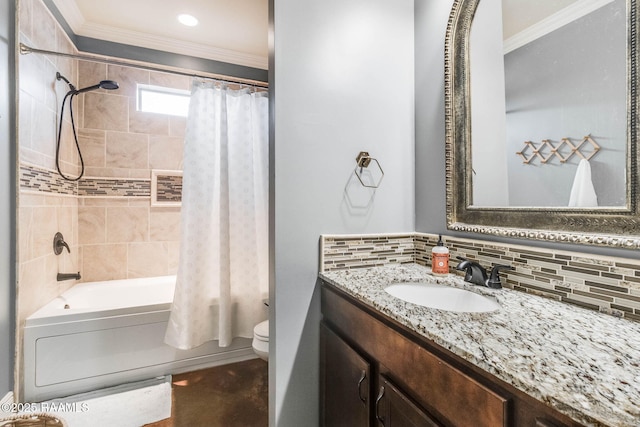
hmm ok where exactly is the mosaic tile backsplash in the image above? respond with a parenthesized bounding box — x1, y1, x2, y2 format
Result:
(320, 233, 640, 322)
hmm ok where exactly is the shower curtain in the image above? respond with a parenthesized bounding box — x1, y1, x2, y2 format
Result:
(165, 80, 269, 350)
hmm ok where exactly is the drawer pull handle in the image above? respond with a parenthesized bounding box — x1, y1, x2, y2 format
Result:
(375, 386, 386, 425)
(357, 370, 367, 403)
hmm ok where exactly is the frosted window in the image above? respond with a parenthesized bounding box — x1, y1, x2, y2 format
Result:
(137, 85, 191, 117)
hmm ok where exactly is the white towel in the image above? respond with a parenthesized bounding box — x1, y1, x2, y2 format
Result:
(568, 159, 598, 207)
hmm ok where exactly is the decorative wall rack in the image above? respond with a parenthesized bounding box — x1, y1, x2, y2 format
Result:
(516, 135, 601, 165)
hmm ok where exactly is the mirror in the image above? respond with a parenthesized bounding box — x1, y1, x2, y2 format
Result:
(445, 0, 640, 248)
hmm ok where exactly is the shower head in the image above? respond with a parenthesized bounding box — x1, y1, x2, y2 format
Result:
(75, 80, 119, 94)
(56, 72, 119, 95)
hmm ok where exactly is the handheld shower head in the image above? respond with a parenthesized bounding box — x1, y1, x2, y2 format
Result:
(75, 80, 119, 94)
(56, 72, 119, 95)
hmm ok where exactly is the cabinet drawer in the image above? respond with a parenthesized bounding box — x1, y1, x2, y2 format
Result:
(322, 286, 510, 427)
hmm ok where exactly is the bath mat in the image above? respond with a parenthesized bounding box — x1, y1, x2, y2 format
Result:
(40, 376, 171, 427)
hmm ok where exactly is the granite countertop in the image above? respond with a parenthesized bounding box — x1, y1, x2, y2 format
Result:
(319, 264, 640, 427)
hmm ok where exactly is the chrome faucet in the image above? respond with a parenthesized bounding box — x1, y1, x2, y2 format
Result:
(455, 256, 513, 289)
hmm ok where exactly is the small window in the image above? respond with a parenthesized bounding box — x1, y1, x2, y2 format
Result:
(137, 84, 191, 117)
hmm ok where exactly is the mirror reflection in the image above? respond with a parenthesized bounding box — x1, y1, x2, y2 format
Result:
(469, 0, 627, 208)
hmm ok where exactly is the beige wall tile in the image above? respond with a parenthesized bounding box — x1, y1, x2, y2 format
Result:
(78, 60, 107, 93)
(106, 206, 149, 243)
(150, 208, 181, 242)
(19, 0, 34, 42)
(82, 197, 130, 207)
(129, 98, 170, 135)
(149, 135, 184, 170)
(30, 0, 56, 52)
(18, 93, 33, 150)
(78, 129, 106, 168)
(105, 131, 149, 169)
(168, 241, 181, 275)
(18, 258, 47, 323)
(107, 64, 150, 98)
(29, 99, 56, 166)
(128, 199, 150, 207)
(169, 116, 187, 138)
(18, 48, 44, 101)
(19, 192, 45, 207)
(57, 206, 75, 248)
(31, 206, 58, 259)
(78, 206, 106, 245)
(18, 207, 33, 262)
(83, 93, 128, 131)
(149, 72, 191, 91)
(82, 244, 127, 282)
(127, 242, 169, 278)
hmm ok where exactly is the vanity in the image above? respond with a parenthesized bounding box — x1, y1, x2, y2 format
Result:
(319, 263, 640, 427)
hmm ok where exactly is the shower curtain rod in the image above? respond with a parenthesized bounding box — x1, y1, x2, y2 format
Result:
(19, 43, 268, 89)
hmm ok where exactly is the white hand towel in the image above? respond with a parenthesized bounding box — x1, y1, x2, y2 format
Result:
(568, 159, 598, 207)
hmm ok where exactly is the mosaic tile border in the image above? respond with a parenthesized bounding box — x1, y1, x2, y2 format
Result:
(20, 164, 77, 196)
(321, 233, 640, 322)
(19, 164, 186, 200)
(78, 177, 150, 197)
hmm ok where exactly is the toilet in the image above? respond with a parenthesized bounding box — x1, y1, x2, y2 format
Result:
(252, 320, 269, 361)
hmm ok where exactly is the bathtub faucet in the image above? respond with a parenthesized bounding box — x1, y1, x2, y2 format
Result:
(57, 272, 81, 281)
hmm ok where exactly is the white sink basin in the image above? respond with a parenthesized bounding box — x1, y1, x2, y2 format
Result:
(385, 282, 500, 313)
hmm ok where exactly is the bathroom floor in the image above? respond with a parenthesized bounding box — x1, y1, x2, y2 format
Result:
(144, 358, 268, 427)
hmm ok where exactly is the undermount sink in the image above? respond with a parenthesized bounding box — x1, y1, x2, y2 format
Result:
(385, 282, 500, 313)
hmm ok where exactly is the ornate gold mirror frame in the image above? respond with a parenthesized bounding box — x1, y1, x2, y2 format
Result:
(444, 0, 640, 248)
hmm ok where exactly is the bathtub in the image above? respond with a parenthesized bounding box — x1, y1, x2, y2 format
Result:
(23, 275, 256, 402)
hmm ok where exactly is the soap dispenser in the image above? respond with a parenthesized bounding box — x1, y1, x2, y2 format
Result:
(431, 235, 449, 276)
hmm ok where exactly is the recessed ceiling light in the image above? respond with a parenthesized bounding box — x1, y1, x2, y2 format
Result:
(177, 14, 198, 27)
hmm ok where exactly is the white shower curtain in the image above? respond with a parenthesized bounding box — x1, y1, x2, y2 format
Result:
(165, 80, 269, 350)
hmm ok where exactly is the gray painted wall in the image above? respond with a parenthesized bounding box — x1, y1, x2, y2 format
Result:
(470, 0, 509, 206)
(504, 0, 626, 207)
(415, 0, 453, 235)
(272, 0, 415, 424)
(0, 0, 16, 395)
(415, 0, 640, 261)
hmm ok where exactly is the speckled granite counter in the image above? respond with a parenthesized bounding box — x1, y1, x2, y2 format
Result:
(319, 264, 640, 427)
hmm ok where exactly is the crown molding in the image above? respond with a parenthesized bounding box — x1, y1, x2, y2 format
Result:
(49, 0, 267, 70)
(76, 23, 267, 70)
(504, 0, 614, 54)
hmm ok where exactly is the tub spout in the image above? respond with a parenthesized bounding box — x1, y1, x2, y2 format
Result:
(57, 272, 81, 281)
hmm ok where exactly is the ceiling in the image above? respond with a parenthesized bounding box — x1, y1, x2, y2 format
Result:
(51, 0, 269, 70)
(502, 0, 580, 39)
(50, 0, 604, 71)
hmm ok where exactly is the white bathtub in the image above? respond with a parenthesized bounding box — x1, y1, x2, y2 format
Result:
(23, 275, 256, 402)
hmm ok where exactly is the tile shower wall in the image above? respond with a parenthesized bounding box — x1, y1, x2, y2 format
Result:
(18, 0, 189, 314)
(17, 0, 80, 394)
(321, 233, 640, 322)
(75, 60, 187, 281)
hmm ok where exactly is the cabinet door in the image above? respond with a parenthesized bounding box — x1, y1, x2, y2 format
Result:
(320, 322, 371, 427)
(375, 376, 442, 427)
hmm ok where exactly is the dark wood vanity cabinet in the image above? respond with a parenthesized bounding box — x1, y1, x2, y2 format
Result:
(375, 375, 442, 427)
(320, 282, 584, 427)
(320, 322, 371, 426)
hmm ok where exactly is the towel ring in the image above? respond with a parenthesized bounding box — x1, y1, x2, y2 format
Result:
(354, 151, 384, 188)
